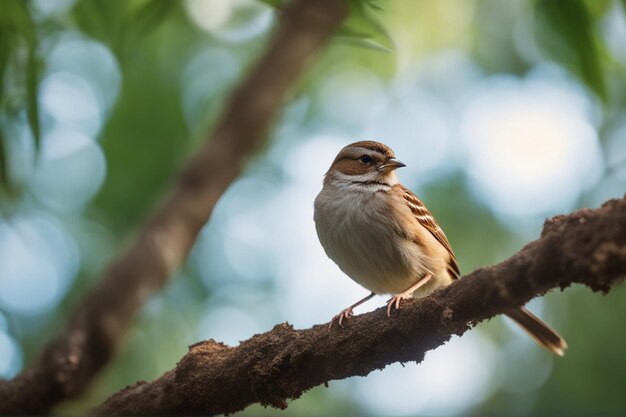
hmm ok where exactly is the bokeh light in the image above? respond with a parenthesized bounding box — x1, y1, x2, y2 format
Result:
(0, 216, 79, 315)
(354, 333, 499, 416)
(196, 305, 264, 346)
(220, 177, 280, 282)
(604, 118, 626, 178)
(180, 47, 241, 129)
(31, 130, 106, 212)
(317, 69, 388, 133)
(602, 2, 626, 65)
(184, 0, 274, 42)
(3, 1, 625, 415)
(500, 342, 554, 395)
(40, 71, 102, 137)
(460, 67, 603, 217)
(31, 0, 77, 19)
(191, 173, 281, 288)
(589, 116, 626, 206)
(3, 126, 36, 189)
(46, 34, 121, 117)
(369, 91, 455, 183)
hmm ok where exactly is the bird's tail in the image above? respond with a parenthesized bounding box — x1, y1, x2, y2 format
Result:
(505, 307, 567, 356)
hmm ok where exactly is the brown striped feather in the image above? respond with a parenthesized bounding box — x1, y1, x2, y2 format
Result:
(397, 184, 461, 280)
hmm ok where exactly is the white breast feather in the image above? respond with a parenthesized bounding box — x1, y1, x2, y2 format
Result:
(314, 184, 431, 294)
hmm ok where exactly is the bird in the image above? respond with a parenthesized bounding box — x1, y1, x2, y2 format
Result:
(313, 140, 567, 356)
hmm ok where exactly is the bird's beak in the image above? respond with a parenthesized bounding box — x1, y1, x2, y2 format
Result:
(379, 158, 406, 172)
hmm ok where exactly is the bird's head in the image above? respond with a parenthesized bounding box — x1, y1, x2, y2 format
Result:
(324, 141, 406, 186)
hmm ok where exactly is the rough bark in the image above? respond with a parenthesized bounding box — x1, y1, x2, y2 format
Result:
(0, 0, 348, 414)
(95, 196, 626, 416)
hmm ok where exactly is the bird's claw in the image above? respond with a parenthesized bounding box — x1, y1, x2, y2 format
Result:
(386, 293, 411, 317)
(329, 307, 354, 329)
(386, 275, 432, 317)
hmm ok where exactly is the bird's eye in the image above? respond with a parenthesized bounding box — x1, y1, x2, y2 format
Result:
(360, 155, 373, 164)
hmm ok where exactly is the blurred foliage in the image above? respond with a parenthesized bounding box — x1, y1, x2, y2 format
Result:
(0, 0, 625, 416)
(337, 0, 393, 52)
(257, 0, 287, 8)
(0, 0, 41, 196)
(535, 0, 608, 101)
(71, 0, 182, 59)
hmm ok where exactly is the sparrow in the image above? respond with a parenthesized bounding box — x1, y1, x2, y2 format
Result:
(313, 140, 567, 356)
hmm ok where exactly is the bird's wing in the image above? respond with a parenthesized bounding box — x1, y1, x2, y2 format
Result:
(398, 184, 461, 280)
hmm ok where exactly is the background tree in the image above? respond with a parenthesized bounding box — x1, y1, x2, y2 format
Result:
(0, 0, 625, 415)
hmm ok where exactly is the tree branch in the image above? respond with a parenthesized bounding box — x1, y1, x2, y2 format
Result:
(96, 196, 626, 416)
(0, 0, 348, 414)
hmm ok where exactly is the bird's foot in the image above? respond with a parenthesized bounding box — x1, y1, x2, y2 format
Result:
(386, 292, 414, 317)
(386, 274, 433, 317)
(329, 307, 354, 329)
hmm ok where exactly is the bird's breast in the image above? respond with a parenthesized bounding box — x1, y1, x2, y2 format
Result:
(314, 187, 429, 294)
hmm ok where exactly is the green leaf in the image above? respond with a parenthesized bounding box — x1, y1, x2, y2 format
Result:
(26, 46, 41, 150)
(0, 125, 18, 198)
(11, 0, 41, 149)
(1, 0, 36, 45)
(337, 36, 391, 52)
(582, 0, 612, 19)
(339, 0, 393, 52)
(363, 0, 384, 11)
(353, 0, 385, 12)
(0, 28, 12, 105)
(534, 0, 607, 101)
(128, 0, 178, 39)
(70, 0, 125, 47)
(0, 0, 41, 152)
